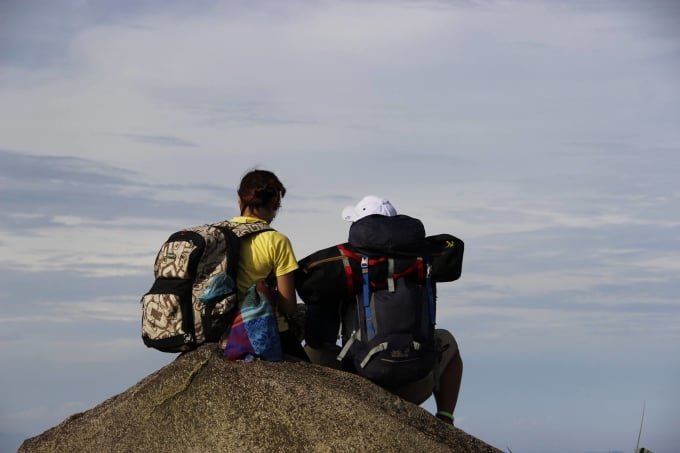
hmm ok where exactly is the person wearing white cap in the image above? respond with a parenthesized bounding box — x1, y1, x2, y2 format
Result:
(305, 195, 463, 426)
(341, 195, 398, 222)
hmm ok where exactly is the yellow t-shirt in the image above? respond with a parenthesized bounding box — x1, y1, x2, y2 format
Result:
(231, 216, 299, 332)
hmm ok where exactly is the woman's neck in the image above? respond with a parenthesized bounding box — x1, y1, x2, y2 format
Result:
(241, 206, 275, 224)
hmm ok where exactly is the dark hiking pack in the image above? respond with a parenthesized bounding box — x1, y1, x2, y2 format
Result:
(296, 214, 464, 387)
(339, 214, 436, 387)
(141, 220, 271, 353)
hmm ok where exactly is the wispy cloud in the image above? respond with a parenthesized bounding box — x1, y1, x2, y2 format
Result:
(0, 297, 139, 325)
(118, 134, 198, 147)
(0, 149, 238, 229)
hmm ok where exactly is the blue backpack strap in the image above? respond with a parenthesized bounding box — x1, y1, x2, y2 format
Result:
(361, 255, 376, 339)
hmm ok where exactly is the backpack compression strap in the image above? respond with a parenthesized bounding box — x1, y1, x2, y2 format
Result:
(361, 255, 376, 340)
(387, 258, 395, 292)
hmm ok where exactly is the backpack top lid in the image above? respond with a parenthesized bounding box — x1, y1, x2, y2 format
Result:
(348, 214, 426, 256)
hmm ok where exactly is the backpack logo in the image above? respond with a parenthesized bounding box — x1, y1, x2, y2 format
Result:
(391, 349, 411, 359)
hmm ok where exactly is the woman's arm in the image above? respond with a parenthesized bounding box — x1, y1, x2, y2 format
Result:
(276, 271, 297, 316)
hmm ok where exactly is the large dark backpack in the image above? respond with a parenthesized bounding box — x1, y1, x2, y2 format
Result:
(336, 214, 437, 387)
(296, 223, 464, 354)
(141, 220, 271, 353)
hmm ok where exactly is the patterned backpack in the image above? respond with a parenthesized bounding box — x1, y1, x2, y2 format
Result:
(141, 220, 271, 353)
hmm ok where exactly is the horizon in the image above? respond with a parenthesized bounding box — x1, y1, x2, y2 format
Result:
(1, 1, 679, 452)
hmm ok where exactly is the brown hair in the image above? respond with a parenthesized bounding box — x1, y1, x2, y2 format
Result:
(238, 169, 287, 214)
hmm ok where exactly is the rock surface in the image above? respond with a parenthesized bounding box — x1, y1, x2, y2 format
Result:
(20, 344, 501, 452)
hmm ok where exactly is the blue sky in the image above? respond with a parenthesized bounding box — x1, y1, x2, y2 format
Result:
(1, 1, 679, 452)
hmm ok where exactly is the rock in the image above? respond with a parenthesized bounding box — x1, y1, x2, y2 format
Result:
(19, 344, 501, 452)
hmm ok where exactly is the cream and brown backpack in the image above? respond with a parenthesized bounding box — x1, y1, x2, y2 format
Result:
(141, 220, 271, 353)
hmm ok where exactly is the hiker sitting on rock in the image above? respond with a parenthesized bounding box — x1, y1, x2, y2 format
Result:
(229, 169, 309, 361)
(297, 195, 463, 425)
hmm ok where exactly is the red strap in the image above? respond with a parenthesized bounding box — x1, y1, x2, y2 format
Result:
(337, 244, 356, 298)
(391, 257, 425, 283)
(337, 244, 427, 291)
(416, 257, 425, 281)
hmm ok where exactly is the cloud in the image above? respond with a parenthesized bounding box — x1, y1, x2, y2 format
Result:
(2, 0, 678, 185)
(0, 0, 210, 69)
(118, 134, 198, 148)
(0, 148, 237, 226)
(0, 298, 139, 325)
(0, 149, 247, 276)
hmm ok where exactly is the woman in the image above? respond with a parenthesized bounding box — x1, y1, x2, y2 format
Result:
(230, 169, 308, 361)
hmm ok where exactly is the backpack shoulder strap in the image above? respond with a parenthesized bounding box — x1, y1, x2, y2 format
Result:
(214, 220, 273, 238)
(204, 220, 273, 277)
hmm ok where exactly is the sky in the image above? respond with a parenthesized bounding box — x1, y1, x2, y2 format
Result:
(1, 0, 679, 452)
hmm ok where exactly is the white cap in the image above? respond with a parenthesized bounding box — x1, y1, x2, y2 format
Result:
(341, 195, 397, 222)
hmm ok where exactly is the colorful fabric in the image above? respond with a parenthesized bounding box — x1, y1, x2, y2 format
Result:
(224, 280, 282, 361)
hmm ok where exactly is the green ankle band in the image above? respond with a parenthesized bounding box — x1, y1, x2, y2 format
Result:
(436, 410, 454, 422)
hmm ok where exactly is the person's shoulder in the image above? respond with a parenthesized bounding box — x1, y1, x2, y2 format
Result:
(261, 228, 290, 241)
(257, 230, 296, 260)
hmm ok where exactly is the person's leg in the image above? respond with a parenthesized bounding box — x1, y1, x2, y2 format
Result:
(304, 303, 340, 347)
(390, 372, 434, 406)
(432, 329, 463, 424)
(301, 303, 344, 369)
(279, 329, 311, 362)
(303, 343, 343, 369)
